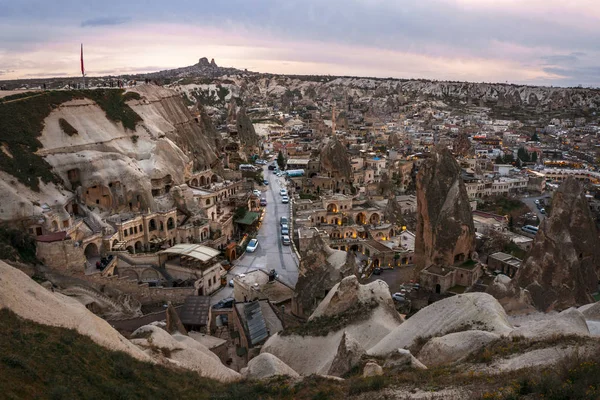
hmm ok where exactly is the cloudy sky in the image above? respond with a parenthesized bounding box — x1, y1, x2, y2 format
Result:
(1, 0, 599, 86)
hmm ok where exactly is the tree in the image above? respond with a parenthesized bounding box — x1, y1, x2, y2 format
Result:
(277, 151, 286, 170)
(531, 132, 540, 142)
(531, 151, 538, 163)
(517, 147, 530, 162)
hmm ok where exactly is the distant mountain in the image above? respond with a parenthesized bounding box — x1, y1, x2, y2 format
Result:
(136, 57, 250, 80)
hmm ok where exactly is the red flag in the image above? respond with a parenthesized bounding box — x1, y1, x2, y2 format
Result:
(80, 43, 85, 75)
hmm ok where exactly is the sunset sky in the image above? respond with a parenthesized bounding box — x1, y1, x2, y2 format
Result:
(1, 0, 599, 86)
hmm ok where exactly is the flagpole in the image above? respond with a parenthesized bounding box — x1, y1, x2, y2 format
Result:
(81, 43, 85, 89)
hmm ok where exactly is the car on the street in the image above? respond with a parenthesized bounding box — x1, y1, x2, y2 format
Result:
(246, 239, 259, 252)
(534, 199, 540, 204)
(281, 235, 291, 245)
(253, 189, 261, 196)
(281, 223, 289, 231)
(228, 279, 234, 287)
(372, 267, 382, 275)
(212, 297, 234, 309)
(540, 208, 546, 214)
(268, 164, 276, 170)
(263, 180, 269, 185)
(281, 195, 289, 204)
(280, 188, 288, 196)
(281, 226, 289, 236)
(391, 293, 406, 302)
(280, 216, 288, 226)
(260, 197, 267, 206)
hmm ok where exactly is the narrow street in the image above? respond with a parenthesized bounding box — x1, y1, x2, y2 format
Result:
(210, 165, 299, 305)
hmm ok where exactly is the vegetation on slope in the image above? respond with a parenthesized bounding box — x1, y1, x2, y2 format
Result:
(0, 89, 142, 191)
(0, 309, 344, 400)
(2, 307, 600, 399)
(58, 118, 78, 136)
(0, 225, 37, 263)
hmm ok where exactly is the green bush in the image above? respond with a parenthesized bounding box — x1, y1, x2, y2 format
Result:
(58, 118, 78, 136)
(0, 225, 37, 263)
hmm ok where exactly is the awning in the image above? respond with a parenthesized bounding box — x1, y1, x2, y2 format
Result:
(235, 211, 260, 225)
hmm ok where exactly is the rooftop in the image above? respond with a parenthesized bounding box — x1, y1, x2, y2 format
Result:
(179, 296, 210, 327)
(159, 244, 220, 262)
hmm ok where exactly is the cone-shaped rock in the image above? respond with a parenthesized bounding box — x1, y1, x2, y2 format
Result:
(319, 138, 353, 182)
(166, 302, 187, 335)
(515, 178, 600, 311)
(415, 147, 475, 275)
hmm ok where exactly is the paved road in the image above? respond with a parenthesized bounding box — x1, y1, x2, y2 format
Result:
(520, 194, 550, 222)
(211, 165, 299, 305)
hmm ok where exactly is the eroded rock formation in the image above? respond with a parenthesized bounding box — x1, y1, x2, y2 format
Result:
(514, 178, 600, 311)
(453, 132, 472, 156)
(236, 107, 259, 147)
(414, 148, 475, 275)
(383, 195, 405, 227)
(319, 138, 353, 183)
(327, 332, 366, 377)
(292, 234, 358, 317)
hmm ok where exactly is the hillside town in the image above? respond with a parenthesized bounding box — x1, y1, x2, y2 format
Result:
(3, 56, 600, 398)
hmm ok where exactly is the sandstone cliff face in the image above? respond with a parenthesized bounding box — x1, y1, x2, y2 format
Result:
(1, 86, 219, 220)
(319, 139, 353, 182)
(414, 148, 475, 274)
(292, 234, 358, 317)
(515, 178, 600, 311)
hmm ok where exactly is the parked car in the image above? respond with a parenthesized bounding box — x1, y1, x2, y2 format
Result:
(281, 223, 289, 231)
(281, 227, 289, 236)
(253, 189, 261, 196)
(372, 267, 382, 275)
(268, 164, 276, 170)
(228, 279, 234, 287)
(246, 239, 259, 252)
(534, 199, 540, 204)
(263, 180, 269, 185)
(260, 197, 267, 206)
(281, 195, 289, 204)
(281, 235, 291, 245)
(391, 293, 406, 302)
(212, 297, 234, 309)
(540, 208, 546, 214)
(280, 189, 288, 196)
(280, 216, 288, 226)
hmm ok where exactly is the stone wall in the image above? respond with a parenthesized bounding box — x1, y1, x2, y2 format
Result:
(36, 240, 86, 273)
(87, 274, 195, 305)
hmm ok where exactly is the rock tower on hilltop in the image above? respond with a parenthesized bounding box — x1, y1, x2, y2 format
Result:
(515, 178, 600, 311)
(414, 147, 476, 281)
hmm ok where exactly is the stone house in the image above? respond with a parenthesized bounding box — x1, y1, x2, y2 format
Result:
(158, 244, 225, 296)
(487, 252, 522, 277)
